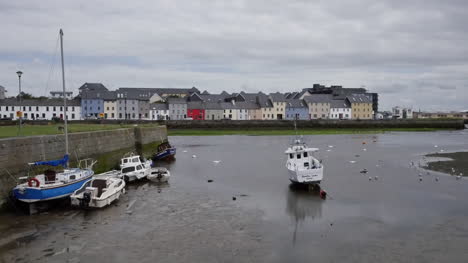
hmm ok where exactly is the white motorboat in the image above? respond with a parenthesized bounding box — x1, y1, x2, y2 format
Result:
(119, 154, 152, 182)
(147, 167, 171, 183)
(285, 137, 323, 185)
(70, 177, 125, 208)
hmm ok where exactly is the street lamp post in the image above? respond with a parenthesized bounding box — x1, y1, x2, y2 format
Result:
(16, 71, 23, 135)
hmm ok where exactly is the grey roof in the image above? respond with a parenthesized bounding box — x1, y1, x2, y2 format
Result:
(219, 101, 259, 110)
(285, 99, 307, 108)
(330, 99, 351, 108)
(303, 94, 333, 103)
(201, 90, 210, 95)
(187, 101, 205, 109)
(0, 98, 81, 106)
(79, 83, 108, 92)
(166, 97, 187, 104)
(269, 92, 288, 102)
(346, 94, 372, 103)
(81, 90, 115, 100)
(257, 93, 273, 107)
(116, 87, 198, 100)
(149, 103, 168, 110)
(204, 102, 224, 110)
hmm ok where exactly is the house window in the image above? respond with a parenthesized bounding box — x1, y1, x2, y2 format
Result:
(72, 107, 75, 111)
(53, 107, 56, 111)
(42, 113, 45, 118)
(107, 107, 109, 110)
(119, 113, 122, 118)
(29, 106, 32, 111)
(297, 154, 301, 159)
(60, 106, 63, 111)
(71, 114, 75, 119)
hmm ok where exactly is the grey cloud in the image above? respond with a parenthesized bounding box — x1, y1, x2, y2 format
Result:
(1, 0, 468, 111)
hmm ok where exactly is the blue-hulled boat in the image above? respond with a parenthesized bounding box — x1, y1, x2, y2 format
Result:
(12, 155, 94, 203)
(152, 142, 176, 161)
(12, 29, 95, 204)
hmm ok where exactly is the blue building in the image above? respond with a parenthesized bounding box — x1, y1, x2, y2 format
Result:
(79, 83, 108, 119)
(285, 99, 309, 120)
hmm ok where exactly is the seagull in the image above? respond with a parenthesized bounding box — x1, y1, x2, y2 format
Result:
(327, 149, 331, 152)
(192, 155, 197, 158)
(328, 145, 334, 148)
(213, 160, 221, 164)
(363, 148, 367, 151)
(418, 173, 423, 177)
(434, 145, 438, 148)
(435, 177, 439, 182)
(368, 177, 372, 181)
(374, 176, 379, 180)
(451, 168, 456, 173)
(349, 161, 356, 164)
(419, 177, 423, 182)
(183, 150, 188, 153)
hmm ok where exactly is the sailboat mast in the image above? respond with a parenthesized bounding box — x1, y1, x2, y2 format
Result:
(59, 29, 69, 155)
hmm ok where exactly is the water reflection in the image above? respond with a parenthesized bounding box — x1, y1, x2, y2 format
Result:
(286, 184, 324, 245)
(286, 184, 323, 222)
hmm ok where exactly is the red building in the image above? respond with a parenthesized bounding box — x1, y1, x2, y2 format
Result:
(187, 108, 205, 120)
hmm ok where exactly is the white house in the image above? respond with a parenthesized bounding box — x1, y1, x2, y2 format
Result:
(392, 106, 413, 119)
(0, 98, 82, 120)
(329, 99, 352, 120)
(150, 103, 169, 120)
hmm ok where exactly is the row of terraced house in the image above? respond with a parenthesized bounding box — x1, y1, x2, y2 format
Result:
(0, 83, 378, 121)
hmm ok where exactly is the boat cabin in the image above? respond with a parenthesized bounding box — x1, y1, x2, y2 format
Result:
(120, 155, 142, 168)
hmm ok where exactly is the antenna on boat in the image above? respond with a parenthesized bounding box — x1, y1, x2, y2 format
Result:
(59, 29, 69, 159)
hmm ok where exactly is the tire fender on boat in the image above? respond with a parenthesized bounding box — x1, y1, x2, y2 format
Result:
(28, 178, 40, 188)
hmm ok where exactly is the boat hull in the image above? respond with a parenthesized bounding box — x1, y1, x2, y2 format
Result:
(153, 148, 176, 161)
(287, 167, 323, 184)
(12, 173, 93, 203)
(71, 186, 125, 208)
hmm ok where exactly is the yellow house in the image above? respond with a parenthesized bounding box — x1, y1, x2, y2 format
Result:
(347, 94, 373, 119)
(269, 92, 287, 120)
(103, 92, 117, 119)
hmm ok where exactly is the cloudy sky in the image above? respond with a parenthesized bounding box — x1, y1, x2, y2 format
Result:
(1, 0, 467, 111)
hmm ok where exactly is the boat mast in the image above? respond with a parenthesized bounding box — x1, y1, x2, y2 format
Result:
(59, 29, 69, 156)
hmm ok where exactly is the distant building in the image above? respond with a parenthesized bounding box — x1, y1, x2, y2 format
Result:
(167, 97, 187, 120)
(0, 98, 81, 120)
(329, 99, 352, 120)
(0, 86, 6, 100)
(150, 103, 169, 120)
(269, 92, 288, 120)
(285, 99, 309, 120)
(414, 111, 468, 119)
(50, 91, 73, 99)
(187, 101, 206, 120)
(392, 106, 413, 119)
(303, 94, 331, 119)
(346, 94, 373, 120)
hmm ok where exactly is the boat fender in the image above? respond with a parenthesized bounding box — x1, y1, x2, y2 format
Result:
(28, 178, 40, 187)
(320, 189, 327, 200)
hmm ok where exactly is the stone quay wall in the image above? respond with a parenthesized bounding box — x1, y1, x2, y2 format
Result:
(0, 126, 167, 204)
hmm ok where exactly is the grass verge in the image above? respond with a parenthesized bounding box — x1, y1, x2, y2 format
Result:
(0, 123, 159, 139)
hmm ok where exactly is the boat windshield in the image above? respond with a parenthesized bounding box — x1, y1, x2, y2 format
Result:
(122, 166, 135, 173)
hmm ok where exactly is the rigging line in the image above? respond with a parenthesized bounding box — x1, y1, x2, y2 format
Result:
(44, 34, 60, 97)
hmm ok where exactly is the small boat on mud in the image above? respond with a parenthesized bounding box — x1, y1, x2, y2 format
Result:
(70, 177, 125, 208)
(152, 142, 176, 161)
(147, 167, 171, 183)
(285, 122, 323, 185)
(119, 154, 152, 182)
(285, 138, 323, 184)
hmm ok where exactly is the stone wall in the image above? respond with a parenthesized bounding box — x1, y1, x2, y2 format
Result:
(165, 119, 465, 129)
(0, 126, 167, 204)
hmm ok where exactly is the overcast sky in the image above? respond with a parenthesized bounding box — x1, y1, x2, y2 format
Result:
(1, 0, 467, 111)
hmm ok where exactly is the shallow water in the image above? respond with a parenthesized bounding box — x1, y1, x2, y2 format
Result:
(2, 130, 468, 262)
